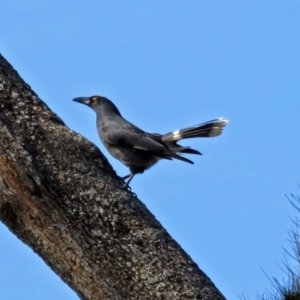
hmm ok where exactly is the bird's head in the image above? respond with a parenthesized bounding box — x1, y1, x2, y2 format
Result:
(73, 95, 121, 116)
(73, 95, 108, 109)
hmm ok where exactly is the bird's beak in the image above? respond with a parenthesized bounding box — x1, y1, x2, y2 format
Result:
(73, 97, 90, 105)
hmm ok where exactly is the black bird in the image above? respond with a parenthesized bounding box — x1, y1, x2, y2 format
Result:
(73, 96, 228, 187)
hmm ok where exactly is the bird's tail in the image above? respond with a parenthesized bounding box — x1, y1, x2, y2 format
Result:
(162, 118, 229, 142)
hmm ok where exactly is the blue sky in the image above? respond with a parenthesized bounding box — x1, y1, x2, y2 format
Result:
(1, 2, 299, 299)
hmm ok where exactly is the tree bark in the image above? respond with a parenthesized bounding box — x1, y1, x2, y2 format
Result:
(0, 53, 225, 300)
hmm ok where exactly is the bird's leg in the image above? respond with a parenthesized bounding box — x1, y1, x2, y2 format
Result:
(125, 174, 135, 187)
(120, 173, 135, 189)
(122, 174, 131, 180)
(121, 167, 140, 188)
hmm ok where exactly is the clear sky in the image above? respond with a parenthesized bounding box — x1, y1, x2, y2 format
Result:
(1, 2, 299, 299)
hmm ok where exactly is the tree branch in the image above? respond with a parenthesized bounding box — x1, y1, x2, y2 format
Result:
(0, 54, 225, 300)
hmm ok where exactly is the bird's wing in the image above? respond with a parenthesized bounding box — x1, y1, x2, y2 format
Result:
(101, 119, 194, 163)
(102, 122, 168, 155)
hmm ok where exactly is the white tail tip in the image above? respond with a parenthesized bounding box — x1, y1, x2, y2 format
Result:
(208, 118, 229, 137)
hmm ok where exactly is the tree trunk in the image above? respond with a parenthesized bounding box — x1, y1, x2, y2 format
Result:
(0, 53, 225, 300)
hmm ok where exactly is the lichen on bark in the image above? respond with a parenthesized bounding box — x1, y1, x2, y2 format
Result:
(0, 54, 225, 300)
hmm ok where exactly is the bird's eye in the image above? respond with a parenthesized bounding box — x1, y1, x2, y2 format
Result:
(91, 96, 98, 102)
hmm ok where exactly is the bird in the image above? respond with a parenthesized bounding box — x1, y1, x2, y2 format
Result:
(73, 95, 228, 187)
